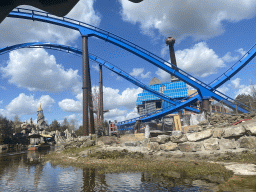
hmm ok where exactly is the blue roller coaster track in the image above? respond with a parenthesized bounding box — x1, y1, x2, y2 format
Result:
(0, 42, 200, 114)
(5, 8, 256, 130)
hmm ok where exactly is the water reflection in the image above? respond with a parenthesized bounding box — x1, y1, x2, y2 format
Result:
(0, 151, 252, 191)
(0, 152, 216, 192)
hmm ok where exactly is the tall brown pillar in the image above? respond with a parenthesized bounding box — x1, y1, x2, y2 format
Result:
(82, 36, 89, 136)
(201, 99, 210, 115)
(99, 65, 103, 127)
(88, 65, 95, 134)
(166, 36, 179, 82)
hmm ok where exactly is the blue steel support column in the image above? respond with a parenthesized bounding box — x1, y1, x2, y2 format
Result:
(82, 36, 89, 136)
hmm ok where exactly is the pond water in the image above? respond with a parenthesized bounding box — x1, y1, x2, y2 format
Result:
(0, 149, 251, 192)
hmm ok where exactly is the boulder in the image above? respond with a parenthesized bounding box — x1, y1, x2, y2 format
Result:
(198, 120, 208, 126)
(178, 142, 203, 152)
(77, 136, 90, 142)
(223, 125, 245, 138)
(219, 138, 237, 149)
(122, 141, 140, 147)
(157, 135, 170, 144)
(212, 128, 223, 139)
(242, 122, 256, 135)
(150, 137, 159, 143)
(203, 138, 220, 150)
(186, 129, 212, 142)
(160, 142, 178, 151)
(170, 134, 188, 143)
(147, 142, 160, 151)
(239, 136, 256, 149)
(80, 140, 95, 148)
(97, 141, 105, 146)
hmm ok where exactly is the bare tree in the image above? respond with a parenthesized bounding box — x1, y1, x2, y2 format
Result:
(91, 86, 101, 131)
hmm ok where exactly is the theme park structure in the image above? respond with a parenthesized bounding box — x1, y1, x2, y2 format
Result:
(3, 8, 256, 134)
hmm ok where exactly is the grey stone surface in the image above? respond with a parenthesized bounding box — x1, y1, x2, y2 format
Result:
(178, 142, 203, 152)
(147, 142, 160, 151)
(186, 129, 212, 142)
(172, 131, 182, 137)
(122, 141, 140, 147)
(212, 128, 223, 139)
(157, 135, 170, 144)
(223, 125, 245, 138)
(80, 140, 95, 148)
(77, 136, 90, 142)
(198, 120, 208, 126)
(160, 142, 178, 151)
(203, 138, 220, 151)
(239, 136, 256, 149)
(170, 134, 188, 143)
(243, 122, 256, 135)
(219, 138, 237, 149)
(150, 137, 159, 142)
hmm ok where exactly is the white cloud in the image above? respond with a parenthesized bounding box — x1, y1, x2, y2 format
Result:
(130, 68, 151, 79)
(155, 69, 171, 82)
(236, 48, 247, 56)
(119, 0, 256, 41)
(1, 49, 81, 93)
(222, 52, 239, 63)
(156, 42, 225, 79)
(92, 64, 100, 72)
(0, 100, 2, 105)
(231, 78, 244, 89)
(0, 86, 6, 90)
(104, 107, 139, 122)
(0, 0, 100, 46)
(217, 86, 229, 95)
(58, 99, 81, 113)
(229, 78, 256, 97)
(3, 93, 54, 116)
(59, 86, 142, 112)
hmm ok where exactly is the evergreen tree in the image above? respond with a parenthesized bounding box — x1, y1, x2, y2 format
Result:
(50, 119, 61, 131)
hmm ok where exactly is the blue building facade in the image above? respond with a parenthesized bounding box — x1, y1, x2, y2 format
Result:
(136, 78, 189, 116)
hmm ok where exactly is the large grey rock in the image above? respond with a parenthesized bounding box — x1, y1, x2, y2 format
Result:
(186, 129, 212, 142)
(223, 125, 245, 138)
(172, 131, 182, 137)
(198, 120, 208, 126)
(160, 142, 178, 151)
(122, 141, 140, 147)
(80, 140, 95, 148)
(212, 128, 223, 139)
(170, 134, 188, 143)
(219, 138, 237, 149)
(147, 142, 160, 151)
(157, 135, 170, 144)
(243, 122, 256, 135)
(239, 136, 256, 149)
(77, 136, 90, 142)
(203, 138, 220, 150)
(178, 142, 203, 152)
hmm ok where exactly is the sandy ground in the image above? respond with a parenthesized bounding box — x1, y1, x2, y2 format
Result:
(209, 161, 256, 176)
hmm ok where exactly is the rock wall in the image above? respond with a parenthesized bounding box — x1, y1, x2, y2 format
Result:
(146, 114, 256, 153)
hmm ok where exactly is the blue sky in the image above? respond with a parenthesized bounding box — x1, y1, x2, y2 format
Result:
(1, 0, 256, 128)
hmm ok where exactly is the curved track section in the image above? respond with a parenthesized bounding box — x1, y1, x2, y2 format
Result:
(7, 8, 252, 114)
(0, 42, 200, 113)
(5, 8, 256, 129)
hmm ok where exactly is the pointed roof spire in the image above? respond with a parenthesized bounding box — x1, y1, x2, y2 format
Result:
(37, 103, 43, 112)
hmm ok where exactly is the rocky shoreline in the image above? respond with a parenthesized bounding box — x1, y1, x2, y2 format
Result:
(54, 113, 256, 162)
